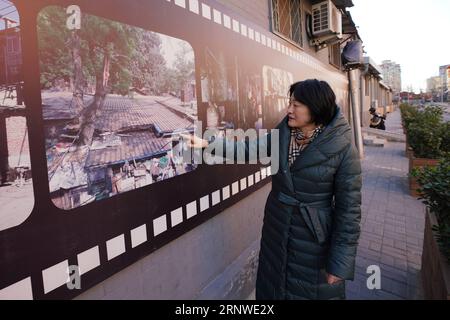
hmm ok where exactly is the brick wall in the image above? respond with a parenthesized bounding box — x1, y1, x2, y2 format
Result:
(6, 116, 30, 167)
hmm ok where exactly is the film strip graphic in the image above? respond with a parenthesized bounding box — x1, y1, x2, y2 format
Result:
(1, 0, 349, 300)
(168, 0, 347, 81)
(165, 0, 348, 105)
(0, 166, 272, 299)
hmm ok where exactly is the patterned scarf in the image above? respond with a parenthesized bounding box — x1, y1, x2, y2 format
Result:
(288, 125, 324, 167)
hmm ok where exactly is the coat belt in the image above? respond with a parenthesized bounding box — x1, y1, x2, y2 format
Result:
(276, 191, 331, 245)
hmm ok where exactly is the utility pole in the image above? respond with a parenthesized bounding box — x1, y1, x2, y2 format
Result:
(407, 85, 414, 105)
(348, 69, 364, 159)
(407, 86, 410, 105)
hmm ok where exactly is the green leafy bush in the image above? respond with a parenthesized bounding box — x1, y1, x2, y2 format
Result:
(400, 104, 446, 159)
(441, 122, 450, 154)
(400, 103, 419, 130)
(412, 156, 450, 261)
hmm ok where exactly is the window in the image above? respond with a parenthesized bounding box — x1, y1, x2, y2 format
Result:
(5, 36, 20, 54)
(271, 0, 303, 47)
(328, 42, 341, 69)
(7, 38, 14, 53)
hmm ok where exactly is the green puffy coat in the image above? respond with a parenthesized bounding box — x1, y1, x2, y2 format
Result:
(255, 107, 362, 300)
(210, 106, 362, 299)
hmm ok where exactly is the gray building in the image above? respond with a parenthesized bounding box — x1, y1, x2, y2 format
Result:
(380, 60, 402, 96)
(439, 64, 450, 101)
(426, 76, 441, 94)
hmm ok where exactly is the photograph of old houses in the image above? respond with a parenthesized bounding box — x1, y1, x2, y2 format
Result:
(200, 47, 264, 143)
(262, 65, 293, 129)
(0, 8, 34, 232)
(38, 7, 197, 210)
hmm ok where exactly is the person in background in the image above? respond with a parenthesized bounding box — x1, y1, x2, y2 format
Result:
(369, 107, 386, 130)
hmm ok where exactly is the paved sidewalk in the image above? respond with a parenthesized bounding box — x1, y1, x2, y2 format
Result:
(347, 109, 425, 299)
(0, 180, 34, 231)
(384, 108, 405, 134)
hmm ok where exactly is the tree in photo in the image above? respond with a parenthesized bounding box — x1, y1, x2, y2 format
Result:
(173, 42, 195, 96)
(129, 30, 166, 95)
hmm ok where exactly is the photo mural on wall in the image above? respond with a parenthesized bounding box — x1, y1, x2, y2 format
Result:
(0, 0, 349, 300)
(0, 2, 34, 233)
(38, 6, 198, 210)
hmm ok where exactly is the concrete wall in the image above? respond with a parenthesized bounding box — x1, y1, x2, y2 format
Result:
(360, 76, 371, 127)
(76, 183, 271, 300)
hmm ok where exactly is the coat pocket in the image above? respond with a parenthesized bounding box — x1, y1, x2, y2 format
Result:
(302, 205, 331, 245)
(317, 207, 333, 243)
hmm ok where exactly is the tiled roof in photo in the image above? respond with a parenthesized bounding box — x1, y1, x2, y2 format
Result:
(95, 96, 194, 134)
(85, 131, 171, 168)
(41, 91, 93, 121)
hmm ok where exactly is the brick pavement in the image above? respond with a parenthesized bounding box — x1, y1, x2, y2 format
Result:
(346, 109, 425, 299)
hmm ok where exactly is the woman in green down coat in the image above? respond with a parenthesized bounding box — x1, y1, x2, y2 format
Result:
(183, 79, 362, 300)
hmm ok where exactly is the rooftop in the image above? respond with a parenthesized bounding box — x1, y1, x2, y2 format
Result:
(42, 91, 93, 121)
(95, 96, 194, 135)
(85, 131, 171, 168)
(364, 56, 383, 76)
(310, 0, 354, 9)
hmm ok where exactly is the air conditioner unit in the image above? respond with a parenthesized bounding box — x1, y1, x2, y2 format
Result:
(311, 0, 342, 39)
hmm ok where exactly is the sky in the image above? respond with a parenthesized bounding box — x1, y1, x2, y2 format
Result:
(0, 0, 19, 28)
(160, 35, 194, 69)
(349, 0, 450, 93)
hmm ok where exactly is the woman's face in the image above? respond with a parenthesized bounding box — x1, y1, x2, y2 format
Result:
(287, 96, 313, 128)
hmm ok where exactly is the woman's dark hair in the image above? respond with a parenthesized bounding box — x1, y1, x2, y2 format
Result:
(288, 79, 337, 126)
